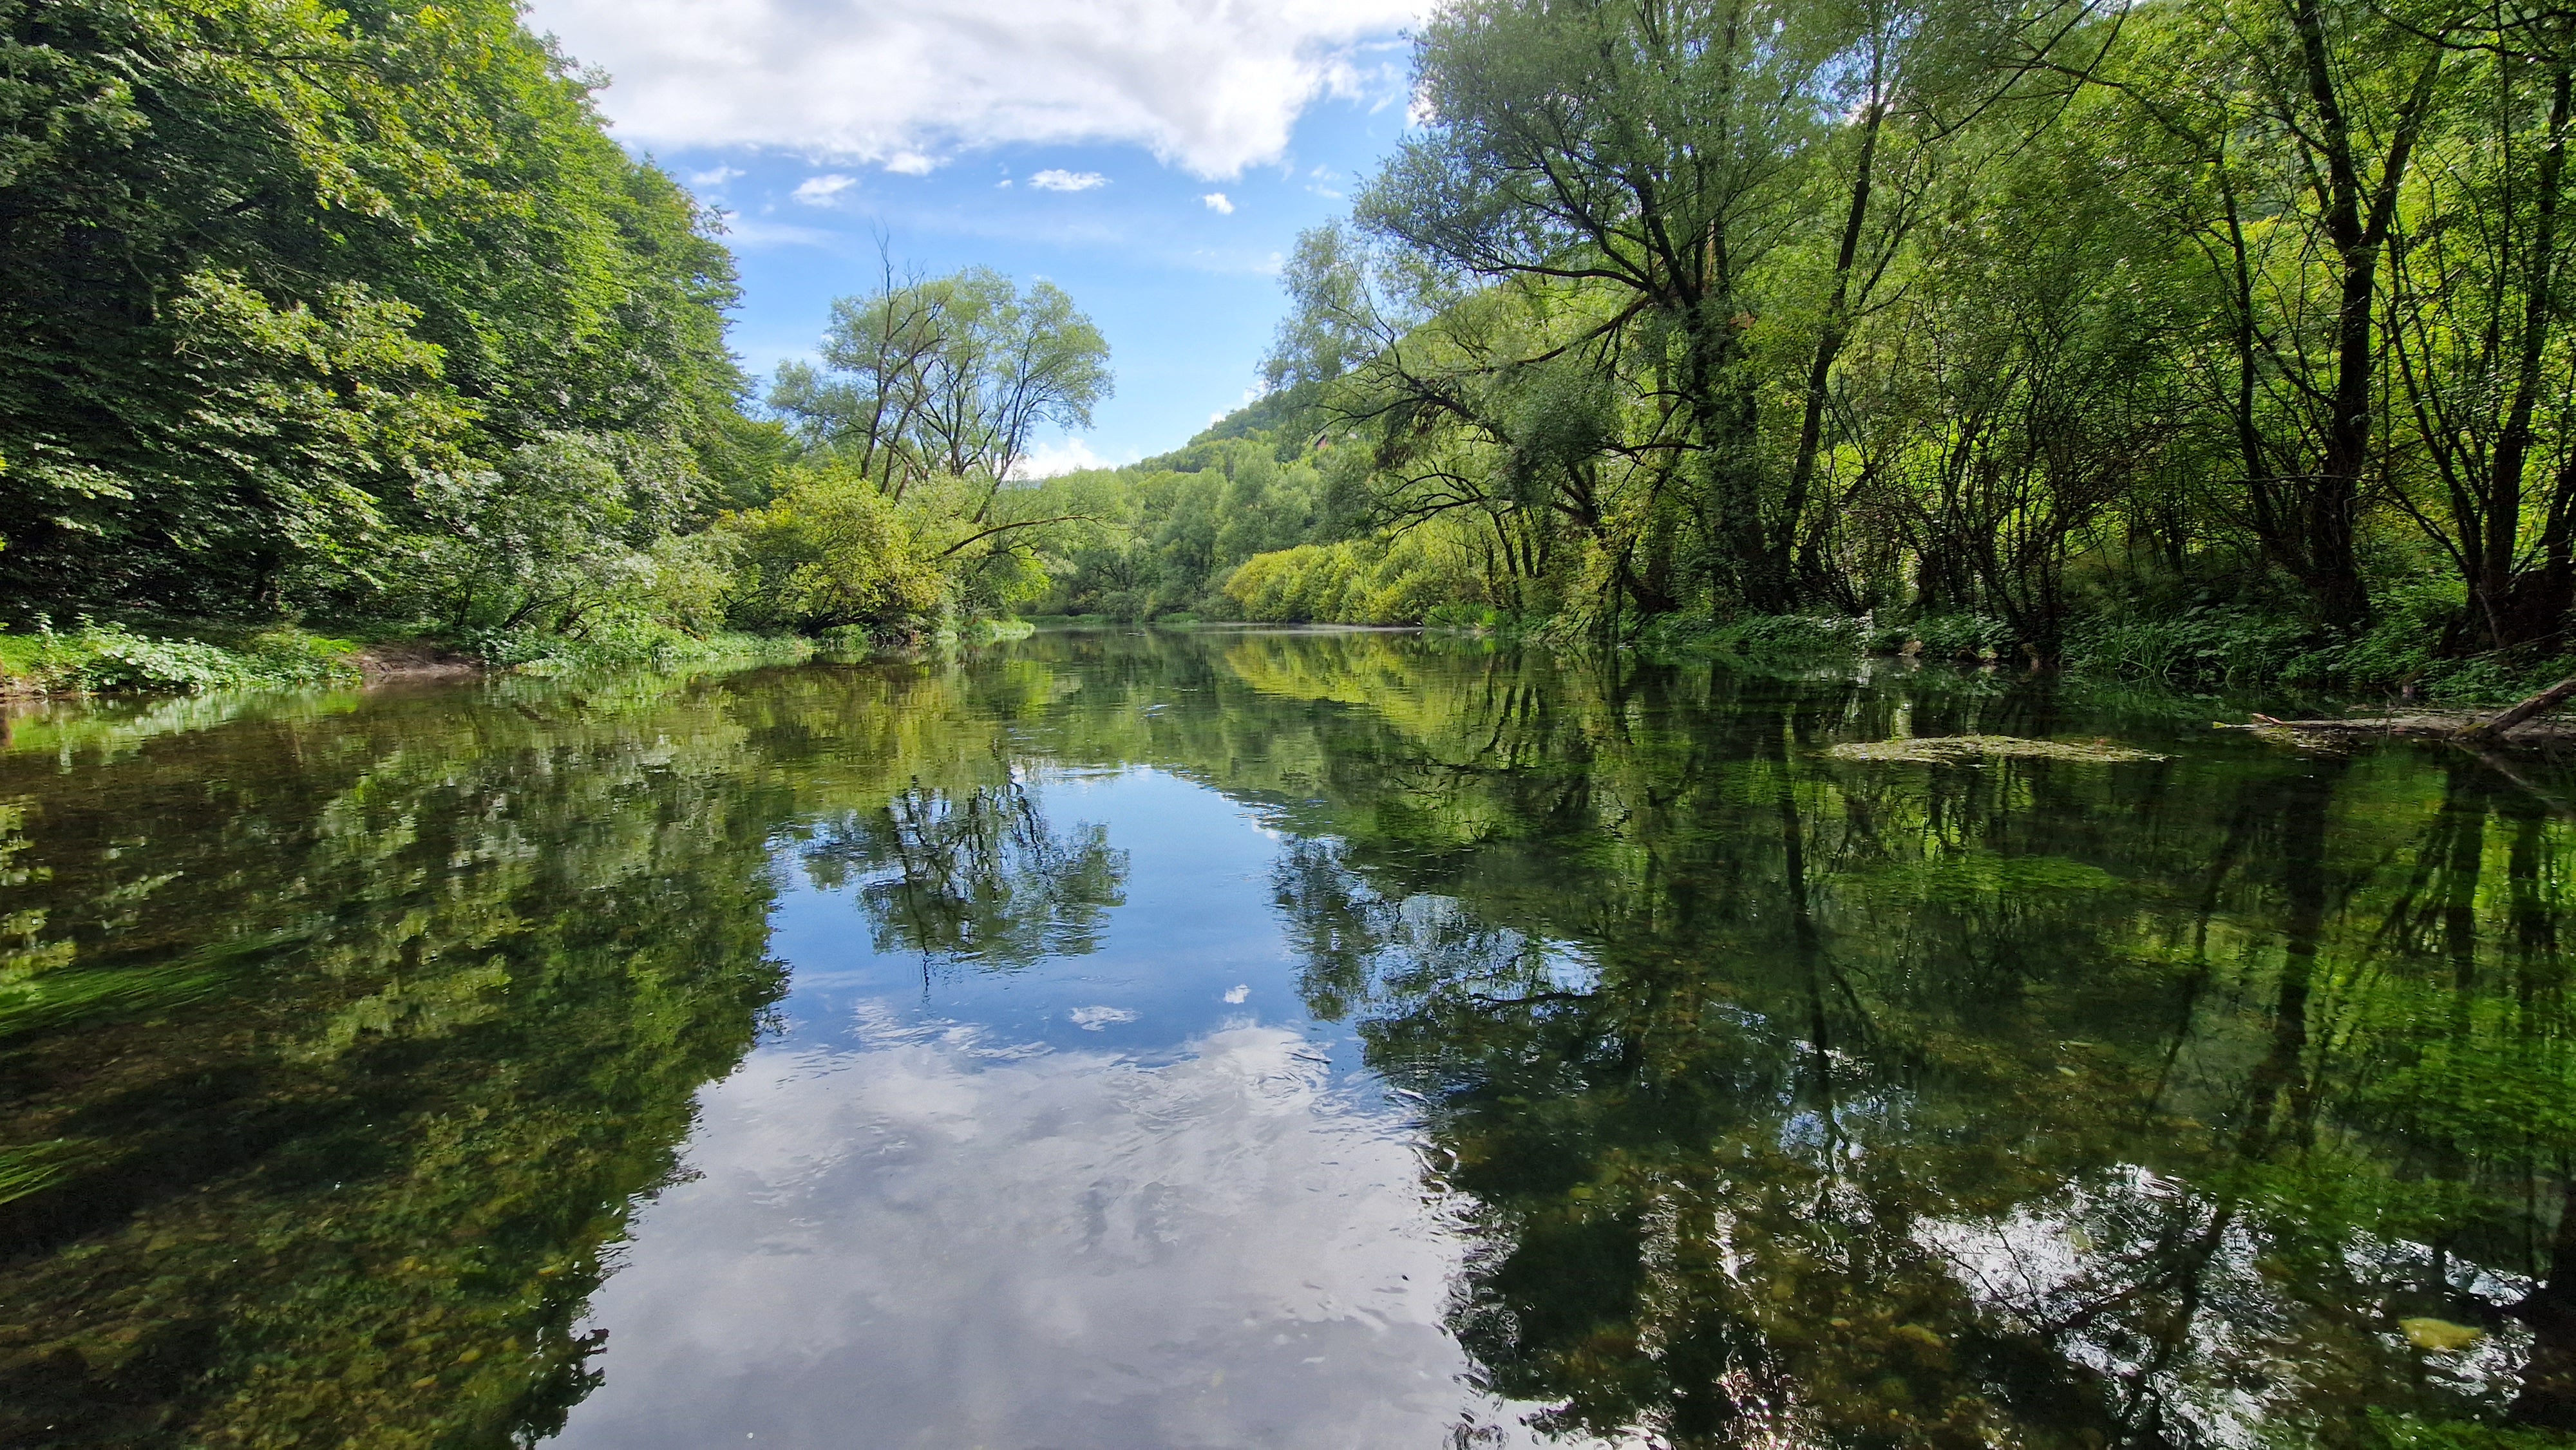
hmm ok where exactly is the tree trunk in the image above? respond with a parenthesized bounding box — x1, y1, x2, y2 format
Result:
(2286, 3, 2443, 629)
(2485, 63, 2574, 646)
(1782, 98, 1886, 603)
(2465, 674, 2576, 741)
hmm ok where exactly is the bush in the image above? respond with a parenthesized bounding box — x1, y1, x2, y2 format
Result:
(1895, 613, 2016, 662)
(1634, 613, 1873, 660)
(2063, 608, 2313, 688)
(0, 621, 363, 695)
(1222, 533, 1486, 624)
(459, 620, 807, 677)
(717, 464, 950, 633)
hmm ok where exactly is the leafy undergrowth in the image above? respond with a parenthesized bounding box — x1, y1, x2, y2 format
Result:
(2367, 1409, 2576, 1450)
(459, 623, 810, 678)
(1618, 601, 2576, 706)
(0, 617, 815, 697)
(0, 621, 363, 696)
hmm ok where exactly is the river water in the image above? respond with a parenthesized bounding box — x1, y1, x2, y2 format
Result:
(3, 628, 2572, 1447)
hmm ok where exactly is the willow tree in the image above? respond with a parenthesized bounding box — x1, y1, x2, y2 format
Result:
(1358, 0, 1837, 614)
(769, 264, 1113, 508)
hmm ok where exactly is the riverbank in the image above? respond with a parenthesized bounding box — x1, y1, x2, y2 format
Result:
(1607, 609, 2576, 708)
(0, 619, 815, 701)
(1037, 603, 2576, 707)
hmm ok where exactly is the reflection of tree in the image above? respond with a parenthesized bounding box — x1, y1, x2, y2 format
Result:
(803, 774, 1128, 969)
(0, 679, 795, 1447)
(8, 629, 2576, 1446)
(1248, 638, 2576, 1445)
(0, 648, 1169, 1449)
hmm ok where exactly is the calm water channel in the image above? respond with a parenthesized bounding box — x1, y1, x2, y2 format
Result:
(3, 628, 2573, 1448)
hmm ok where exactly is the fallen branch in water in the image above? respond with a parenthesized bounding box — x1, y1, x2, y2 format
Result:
(2221, 690, 2576, 748)
(2463, 675, 2576, 743)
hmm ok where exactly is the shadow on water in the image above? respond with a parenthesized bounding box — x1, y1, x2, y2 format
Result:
(0, 631, 2572, 1446)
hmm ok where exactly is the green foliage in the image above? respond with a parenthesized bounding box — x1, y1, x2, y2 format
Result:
(2369, 1411, 2576, 1450)
(2064, 608, 2316, 687)
(0, 621, 361, 695)
(1209, 0, 2576, 684)
(1223, 531, 1485, 624)
(0, 0, 746, 626)
(717, 463, 952, 633)
(458, 623, 809, 678)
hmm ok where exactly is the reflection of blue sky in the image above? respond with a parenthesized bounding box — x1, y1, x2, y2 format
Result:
(556, 769, 1584, 1447)
(768, 769, 1363, 1072)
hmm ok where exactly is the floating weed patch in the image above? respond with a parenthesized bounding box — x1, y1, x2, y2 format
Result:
(1826, 734, 2171, 765)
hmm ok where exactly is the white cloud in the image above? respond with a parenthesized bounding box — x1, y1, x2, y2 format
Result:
(686, 164, 742, 187)
(791, 173, 857, 204)
(1030, 167, 1107, 193)
(882, 151, 936, 175)
(1010, 437, 1114, 478)
(1202, 191, 1235, 214)
(522, 0, 1424, 179)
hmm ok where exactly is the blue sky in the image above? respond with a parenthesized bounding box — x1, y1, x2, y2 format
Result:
(519, 0, 1424, 471)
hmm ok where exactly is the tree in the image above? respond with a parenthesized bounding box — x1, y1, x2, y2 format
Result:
(0, 0, 746, 622)
(771, 265, 1112, 503)
(1358, 0, 1837, 614)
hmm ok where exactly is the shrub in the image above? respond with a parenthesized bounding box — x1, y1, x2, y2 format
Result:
(2063, 608, 2312, 688)
(1222, 533, 1486, 624)
(0, 621, 364, 695)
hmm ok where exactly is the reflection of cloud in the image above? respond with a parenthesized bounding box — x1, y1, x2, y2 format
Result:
(1068, 1004, 1136, 1030)
(1224, 983, 1249, 1004)
(558, 1024, 1562, 1447)
(1030, 167, 1108, 192)
(522, 0, 1421, 178)
(1918, 1167, 2535, 1443)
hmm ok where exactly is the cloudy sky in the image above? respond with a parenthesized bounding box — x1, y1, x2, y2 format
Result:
(520, 0, 1426, 471)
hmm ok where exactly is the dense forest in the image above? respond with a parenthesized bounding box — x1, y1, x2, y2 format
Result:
(0, 0, 1105, 686)
(1026, 0, 2576, 697)
(7, 0, 2576, 698)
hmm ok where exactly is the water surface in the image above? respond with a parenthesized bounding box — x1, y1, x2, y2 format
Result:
(3, 630, 2573, 1447)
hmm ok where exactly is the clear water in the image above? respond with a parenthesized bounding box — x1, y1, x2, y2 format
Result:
(3, 629, 2573, 1447)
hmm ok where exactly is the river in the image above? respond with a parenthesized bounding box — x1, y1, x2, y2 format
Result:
(2, 628, 2570, 1447)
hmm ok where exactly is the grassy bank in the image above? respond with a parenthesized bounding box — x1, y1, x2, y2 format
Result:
(1611, 607, 2576, 706)
(0, 617, 815, 700)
